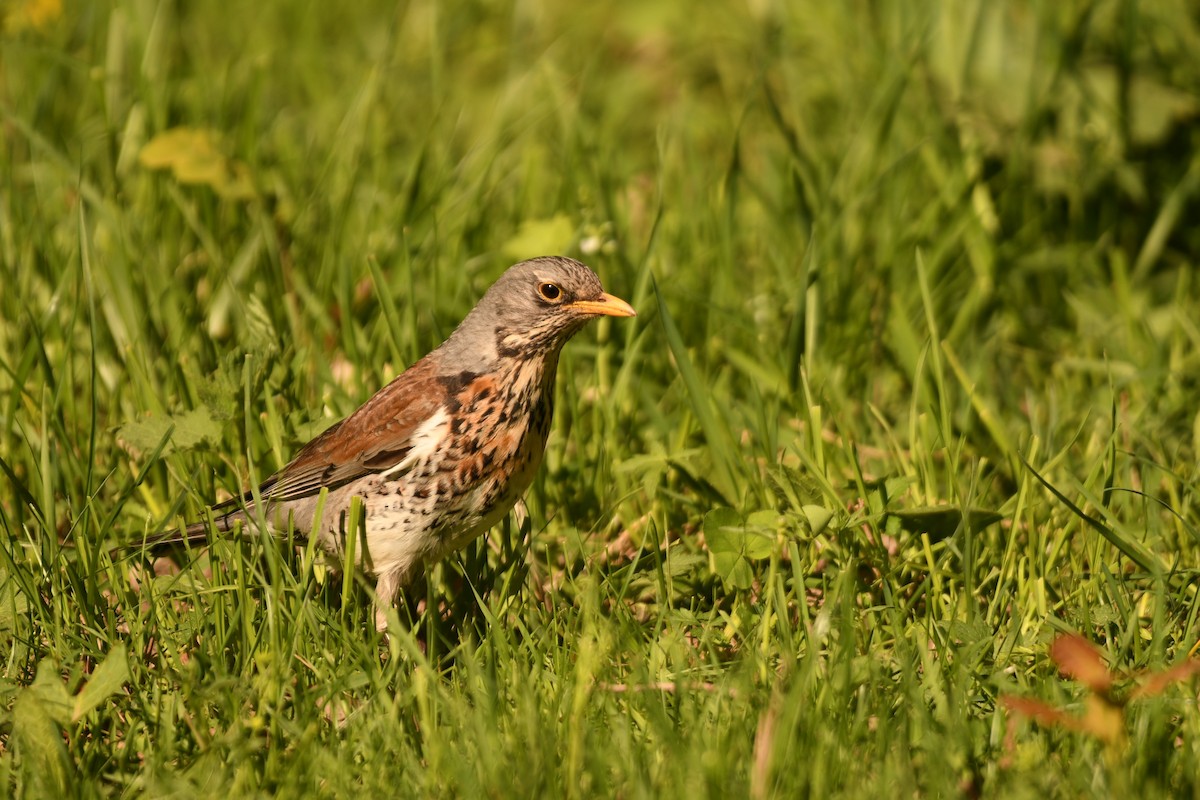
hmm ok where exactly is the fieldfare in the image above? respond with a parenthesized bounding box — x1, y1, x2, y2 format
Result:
(156, 256, 635, 628)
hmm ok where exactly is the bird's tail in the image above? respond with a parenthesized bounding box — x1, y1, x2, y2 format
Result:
(137, 509, 248, 549)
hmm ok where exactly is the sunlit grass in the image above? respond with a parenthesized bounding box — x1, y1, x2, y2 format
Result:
(2, 0, 1199, 796)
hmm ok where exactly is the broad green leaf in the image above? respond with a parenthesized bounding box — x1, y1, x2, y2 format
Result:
(711, 553, 753, 590)
(502, 215, 575, 261)
(0, 567, 29, 633)
(13, 691, 72, 795)
(705, 507, 775, 590)
(802, 505, 834, 536)
(744, 510, 780, 559)
(10, 659, 75, 794)
(706, 508, 752, 589)
(889, 506, 1003, 541)
(703, 507, 741, 545)
(28, 658, 73, 725)
(661, 552, 707, 581)
(73, 644, 130, 722)
(117, 407, 222, 455)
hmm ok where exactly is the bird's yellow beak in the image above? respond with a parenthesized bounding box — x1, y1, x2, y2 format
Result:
(567, 292, 636, 318)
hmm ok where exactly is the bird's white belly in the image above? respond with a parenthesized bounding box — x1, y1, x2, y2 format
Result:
(305, 408, 547, 583)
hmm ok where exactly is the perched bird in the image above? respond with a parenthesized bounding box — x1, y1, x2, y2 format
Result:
(157, 256, 635, 628)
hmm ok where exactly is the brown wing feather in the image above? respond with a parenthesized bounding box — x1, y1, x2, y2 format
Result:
(252, 357, 446, 504)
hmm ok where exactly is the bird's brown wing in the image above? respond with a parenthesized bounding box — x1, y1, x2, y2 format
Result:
(215, 358, 445, 509)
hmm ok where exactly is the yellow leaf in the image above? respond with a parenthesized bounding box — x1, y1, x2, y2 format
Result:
(139, 127, 256, 200)
(1080, 695, 1126, 747)
(5, 0, 62, 33)
(139, 127, 221, 171)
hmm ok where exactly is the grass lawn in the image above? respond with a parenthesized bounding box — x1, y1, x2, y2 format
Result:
(2, 0, 1199, 796)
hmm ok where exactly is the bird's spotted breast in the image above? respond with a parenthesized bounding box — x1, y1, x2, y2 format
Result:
(431, 359, 555, 549)
(322, 356, 558, 578)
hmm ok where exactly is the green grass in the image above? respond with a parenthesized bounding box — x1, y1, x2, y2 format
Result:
(3, 0, 1200, 796)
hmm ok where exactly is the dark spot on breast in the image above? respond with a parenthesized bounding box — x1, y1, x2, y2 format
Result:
(438, 370, 479, 394)
(496, 336, 522, 358)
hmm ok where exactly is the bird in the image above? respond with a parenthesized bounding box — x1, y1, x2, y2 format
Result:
(154, 256, 635, 629)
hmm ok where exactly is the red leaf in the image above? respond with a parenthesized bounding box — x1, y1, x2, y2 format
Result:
(1130, 660, 1200, 700)
(1000, 695, 1082, 730)
(1050, 634, 1113, 693)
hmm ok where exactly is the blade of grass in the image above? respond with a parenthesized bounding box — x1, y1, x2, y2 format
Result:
(1021, 453, 1163, 575)
(651, 272, 740, 506)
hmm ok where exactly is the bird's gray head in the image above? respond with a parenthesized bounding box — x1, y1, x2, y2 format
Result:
(435, 256, 635, 373)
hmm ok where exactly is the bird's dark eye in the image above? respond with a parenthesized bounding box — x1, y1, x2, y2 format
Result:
(538, 282, 563, 302)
